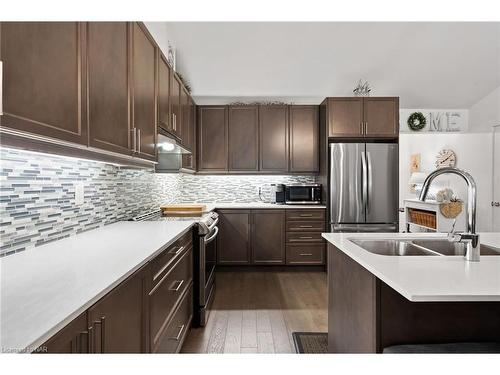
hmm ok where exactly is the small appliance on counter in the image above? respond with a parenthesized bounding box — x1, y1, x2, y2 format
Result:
(284, 184, 322, 205)
(258, 183, 285, 204)
(274, 183, 285, 204)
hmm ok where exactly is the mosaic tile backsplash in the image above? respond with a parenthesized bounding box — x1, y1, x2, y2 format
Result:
(0, 147, 315, 257)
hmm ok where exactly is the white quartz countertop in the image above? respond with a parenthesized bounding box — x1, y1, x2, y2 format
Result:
(0, 220, 195, 353)
(199, 202, 326, 211)
(322, 232, 500, 302)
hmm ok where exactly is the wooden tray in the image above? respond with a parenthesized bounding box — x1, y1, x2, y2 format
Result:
(160, 204, 206, 215)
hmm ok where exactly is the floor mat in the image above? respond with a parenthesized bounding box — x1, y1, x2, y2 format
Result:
(292, 332, 328, 354)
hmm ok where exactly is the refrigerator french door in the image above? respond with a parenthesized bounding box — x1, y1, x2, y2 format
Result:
(329, 142, 398, 232)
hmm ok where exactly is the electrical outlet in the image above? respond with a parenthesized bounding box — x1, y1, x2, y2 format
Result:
(75, 183, 84, 205)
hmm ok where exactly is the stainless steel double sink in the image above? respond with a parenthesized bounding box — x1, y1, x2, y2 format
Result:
(350, 239, 500, 256)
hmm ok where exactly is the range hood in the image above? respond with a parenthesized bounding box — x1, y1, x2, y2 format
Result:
(157, 132, 190, 154)
(156, 131, 191, 172)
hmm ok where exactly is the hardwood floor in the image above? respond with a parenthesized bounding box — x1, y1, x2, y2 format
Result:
(181, 270, 328, 353)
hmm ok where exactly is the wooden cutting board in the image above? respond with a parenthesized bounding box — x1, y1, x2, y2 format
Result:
(160, 204, 206, 215)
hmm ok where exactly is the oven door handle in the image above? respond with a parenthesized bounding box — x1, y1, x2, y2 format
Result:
(204, 226, 219, 244)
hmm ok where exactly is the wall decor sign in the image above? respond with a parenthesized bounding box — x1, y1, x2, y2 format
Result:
(400, 109, 468, 133)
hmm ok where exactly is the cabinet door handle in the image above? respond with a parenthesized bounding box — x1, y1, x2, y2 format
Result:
(299, 214, 313, 217)
(299, 236, 313, 239)
(169, 324, 185, 341)
(88, 326, 94, 353)
(131, 128, 137, 152)
(137, 128, 141, 153)
(360, 122, 363, 134)
(169, 279, 184, 292)
(299, 225, 313, 228)
(365, 121, 368, 134)
(93, 316, 106, 353)
(168, 245, 185, 255)
(173, 113, 177, 131)
(299, 253, 313, 256)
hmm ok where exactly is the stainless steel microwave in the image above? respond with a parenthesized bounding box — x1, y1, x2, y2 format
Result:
(285, 184, 322, 204)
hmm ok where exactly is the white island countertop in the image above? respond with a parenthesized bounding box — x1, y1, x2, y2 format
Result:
(0, 220, 195, 353)
(322, 232, 500, 302)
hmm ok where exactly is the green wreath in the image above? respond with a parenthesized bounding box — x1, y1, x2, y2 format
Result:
(407, 112, 426, 131)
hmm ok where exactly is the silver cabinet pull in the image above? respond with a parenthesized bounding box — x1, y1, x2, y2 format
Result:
(168, 245, 184, 255)
(299, 253, 313, 256)
(131, 128, 137, 152)
(172, 113, 177, 131)
(0, 61, 3, 115)
(169, 280, 184, 292)
(93, 316, 106, 353)
(169, 324, 185, 341)
(359, 122, 363, 134)
(298, 225, 313, 228)
(365, 121, 368, 134)
(137, 128, 141, 153)
(299, 214, 313, 217)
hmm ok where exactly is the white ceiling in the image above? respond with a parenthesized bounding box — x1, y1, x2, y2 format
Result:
(166, 22, 500, 108)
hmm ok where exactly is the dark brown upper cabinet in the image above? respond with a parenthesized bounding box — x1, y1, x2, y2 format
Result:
(259, 105, 289, 172)
(0, 22, 87, 145)
(87, 267, 145, 353)
(289, 105, 319, 173)
(87, 22, 131, 156)
(327, 97, 399, 138)
(182, 97, 196, 171)
(363, 97, 399, 137)
(251, 210, 285, 265)
(327, 97, 364, 137)
(131, 23, 157, 161)
(197, 106, 228, 172)
(169, 73, 182, 139)
(180, 87, 190, 149)
(157, 53, 172, 134)
(217, 210, 251, 265)
(228, 105, 259, 172)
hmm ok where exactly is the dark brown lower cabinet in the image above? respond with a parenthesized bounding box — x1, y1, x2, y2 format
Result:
(38, 312, 89, 353)
(217, 209, 325, 266)
(87, 267, 145, 353)
(217, 210, 251, 265)
(251, 210, 285, 264)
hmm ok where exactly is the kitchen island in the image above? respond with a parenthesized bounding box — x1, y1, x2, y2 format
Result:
(322, 232, 500, 353)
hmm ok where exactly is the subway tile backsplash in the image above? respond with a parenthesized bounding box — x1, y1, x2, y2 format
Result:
(0, 147, 315, 257)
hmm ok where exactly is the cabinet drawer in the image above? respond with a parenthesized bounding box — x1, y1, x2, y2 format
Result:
(286, 210, 325, 221)
(286, 221, 325, 232)
(149, 247, 193, 347)
(286, 245, 325, 265)
(150, 230, 192, 286)
(153, 285, 193, 353)
(286, 231, 324, 243)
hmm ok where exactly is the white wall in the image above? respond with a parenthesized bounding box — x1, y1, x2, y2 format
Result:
(399, 133, 493, 232)
(468, 86, 500, 132)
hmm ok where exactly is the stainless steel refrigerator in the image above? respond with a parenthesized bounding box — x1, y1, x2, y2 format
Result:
(329, 142, 399, 232)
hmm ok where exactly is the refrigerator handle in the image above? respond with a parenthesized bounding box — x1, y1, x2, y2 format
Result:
(366, 151, 373, 215)
(361, 151, 368, 215)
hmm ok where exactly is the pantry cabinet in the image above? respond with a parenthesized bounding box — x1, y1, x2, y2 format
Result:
(327, 97, 399, 138)
(0, 22, 87, 144)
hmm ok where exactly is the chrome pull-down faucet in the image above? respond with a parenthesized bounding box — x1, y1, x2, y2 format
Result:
(418, 167, 480, 262)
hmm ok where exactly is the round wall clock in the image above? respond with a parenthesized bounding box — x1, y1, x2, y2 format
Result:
(435, 149, 457, 168)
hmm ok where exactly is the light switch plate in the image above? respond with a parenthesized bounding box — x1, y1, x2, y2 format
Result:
(75, 183, 84, 205)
